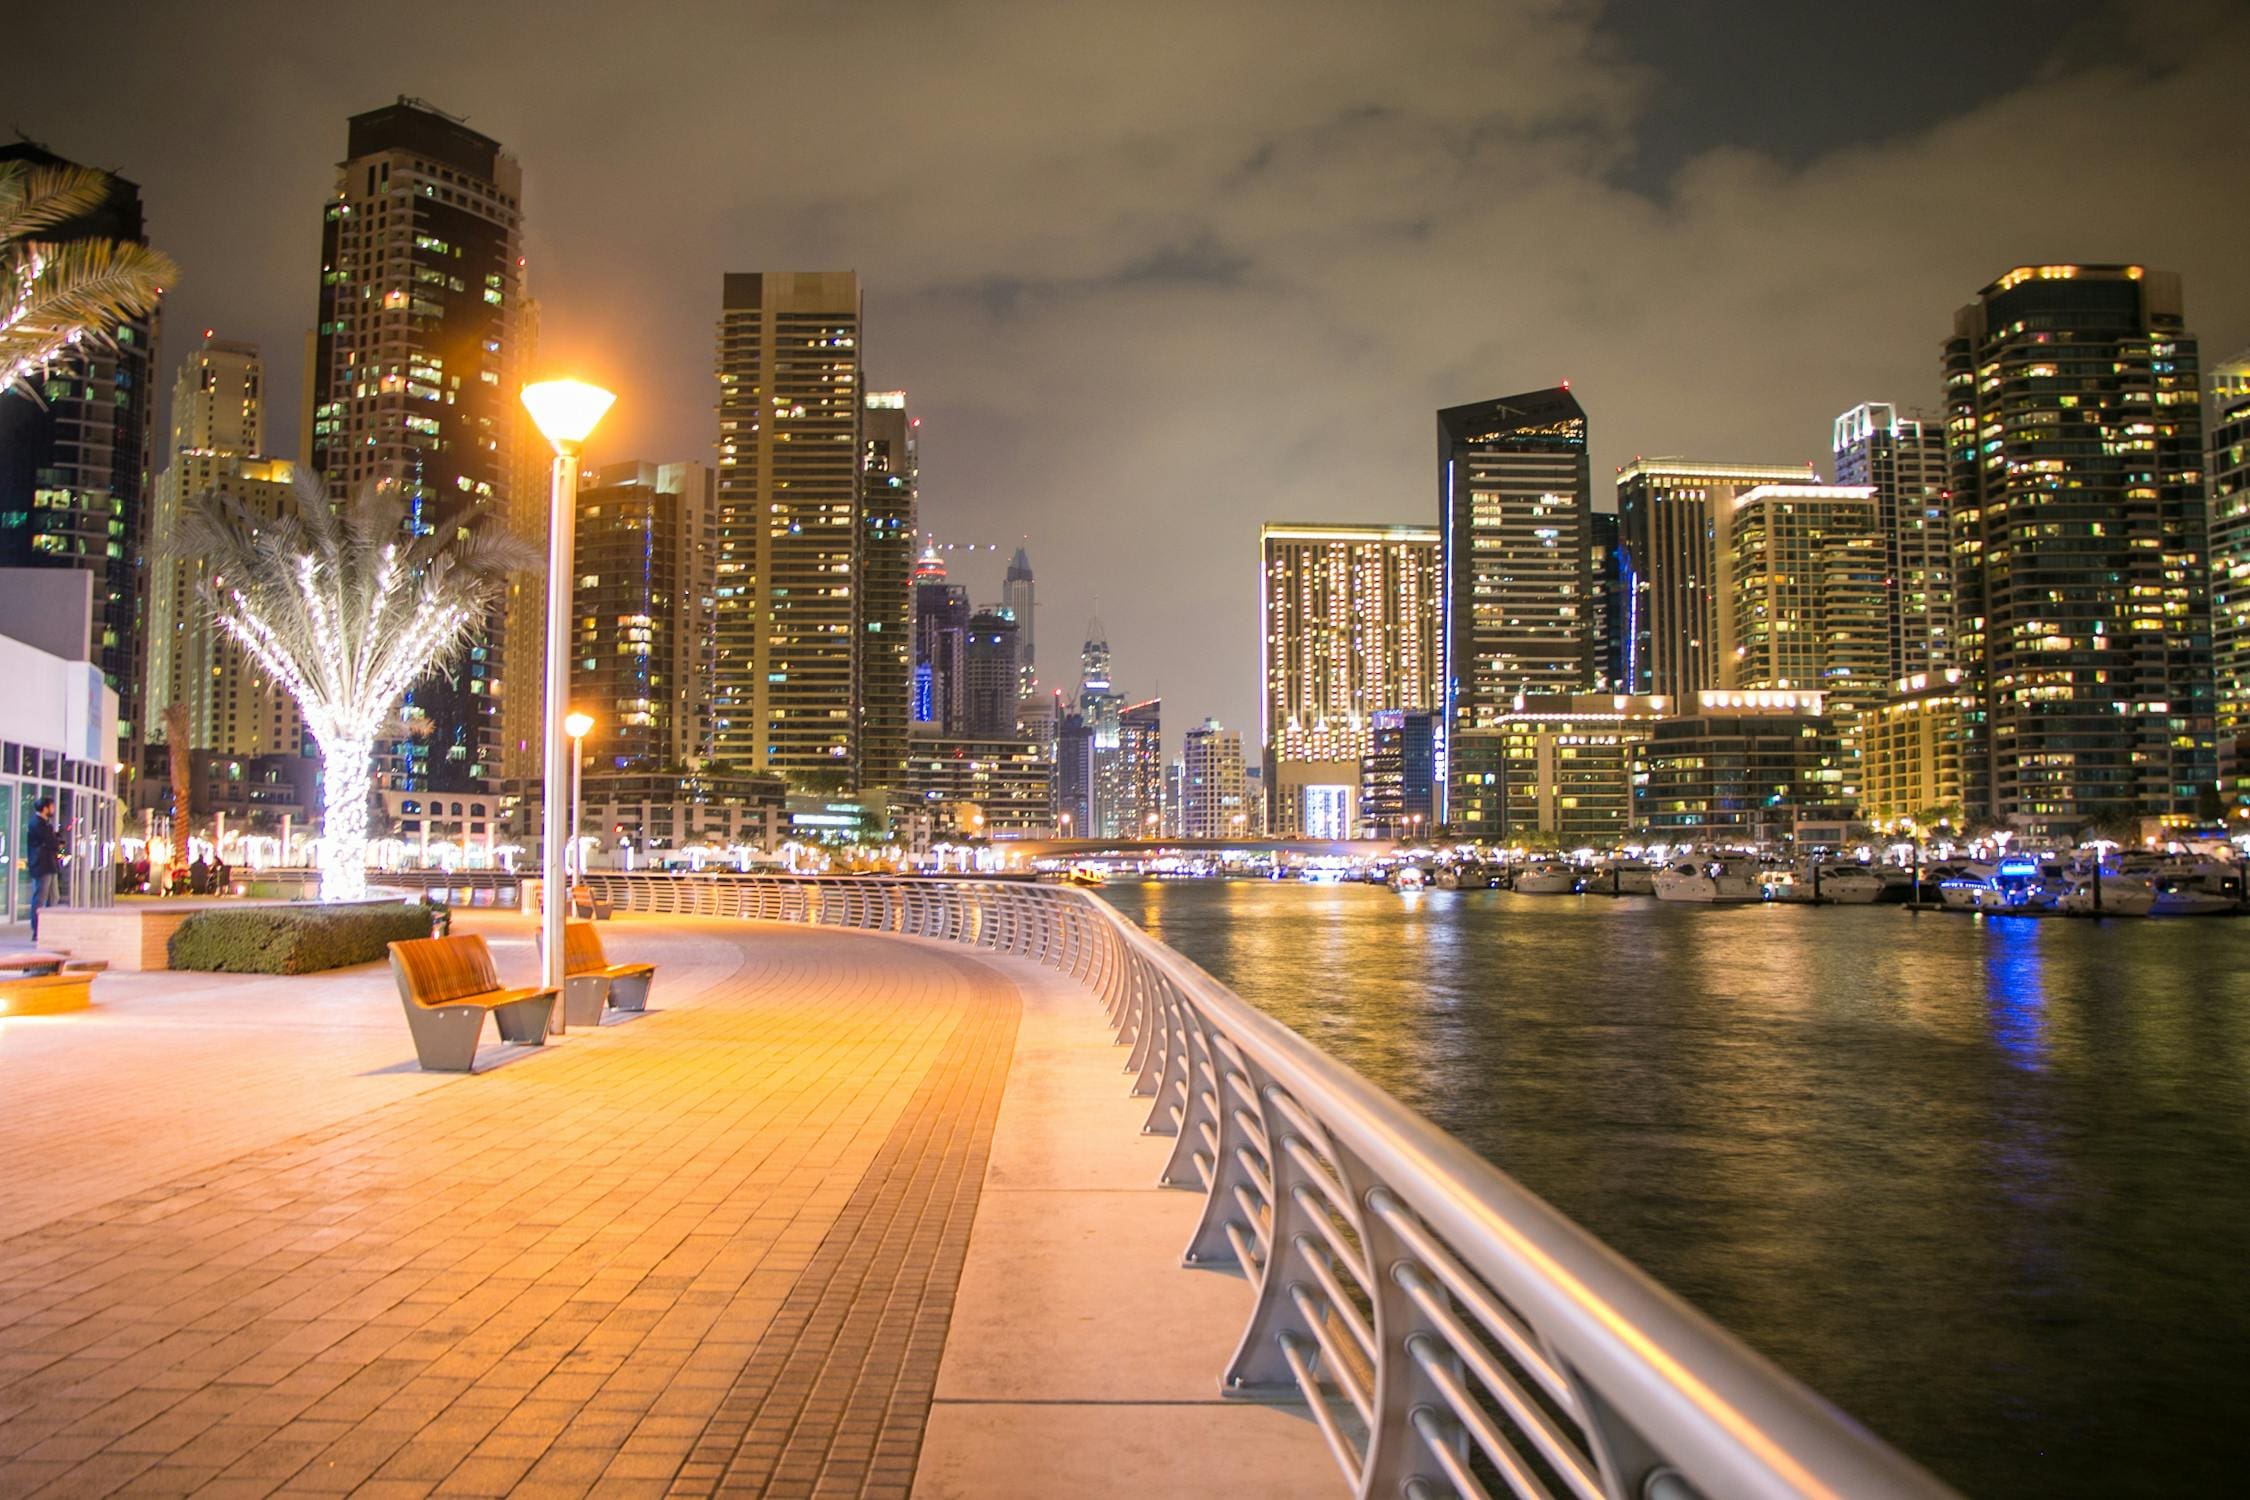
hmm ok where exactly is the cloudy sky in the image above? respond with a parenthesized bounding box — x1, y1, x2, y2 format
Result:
(17, 0, 2250, 748)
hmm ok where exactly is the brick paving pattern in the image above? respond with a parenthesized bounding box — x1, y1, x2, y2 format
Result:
(676, 979, 1016, 1499)
(0, 917, 1022, 1498)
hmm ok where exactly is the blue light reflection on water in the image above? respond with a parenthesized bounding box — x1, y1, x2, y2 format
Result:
(1099, 880, 2250, 1498)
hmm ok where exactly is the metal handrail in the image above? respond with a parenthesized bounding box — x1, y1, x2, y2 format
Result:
(580, 872, 1956, 1500)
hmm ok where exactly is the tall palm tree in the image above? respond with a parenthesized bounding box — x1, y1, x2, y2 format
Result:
(182, 472, 535, 901)
(1, 158, 179, 398)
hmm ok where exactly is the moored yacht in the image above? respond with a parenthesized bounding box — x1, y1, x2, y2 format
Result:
(1588, 858, 1656, 895)
(1653, 855, 1764, 904)
(1513, 860, 1581, 895)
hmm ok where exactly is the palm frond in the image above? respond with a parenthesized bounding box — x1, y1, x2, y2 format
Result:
(0, 161, 117, 243)
(3, 236, 177, 372)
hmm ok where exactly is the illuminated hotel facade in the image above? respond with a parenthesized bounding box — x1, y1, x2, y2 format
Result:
(1450, 694, 1670, 845)
(1860, 671, 1974, 828)
(1258, 522, 1439, 834)
(1637, 691, 1850, 845)
(1944, 264, 2212, 833)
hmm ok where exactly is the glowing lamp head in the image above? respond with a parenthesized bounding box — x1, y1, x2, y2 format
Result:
(564, 711, 595, 739)
(521, 380, 616, 450)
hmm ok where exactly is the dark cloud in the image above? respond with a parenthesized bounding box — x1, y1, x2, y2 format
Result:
(12, 0, 2250, 752)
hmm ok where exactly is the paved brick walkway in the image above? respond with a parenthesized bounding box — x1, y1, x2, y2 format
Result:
(0, 915, 1019, 1499)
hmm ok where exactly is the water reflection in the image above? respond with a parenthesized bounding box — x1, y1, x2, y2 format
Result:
(1099, 880, 2250, 1498)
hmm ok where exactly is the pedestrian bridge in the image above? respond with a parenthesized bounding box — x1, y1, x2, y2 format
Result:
(0, 875, 1954, 1497)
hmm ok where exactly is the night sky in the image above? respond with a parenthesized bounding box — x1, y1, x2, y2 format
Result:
(16, 0, 2249, 750)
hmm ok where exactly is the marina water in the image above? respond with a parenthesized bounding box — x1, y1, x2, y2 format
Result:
(1099, 878, 2250, 1498)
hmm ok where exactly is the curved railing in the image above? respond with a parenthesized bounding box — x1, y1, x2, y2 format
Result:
(581, 872, 1955, 1500)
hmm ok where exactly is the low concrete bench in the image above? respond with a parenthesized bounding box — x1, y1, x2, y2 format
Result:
(536, 920, 656, 1024)
(386, 934, 556, 1072)
(0, 970, 94, 1016)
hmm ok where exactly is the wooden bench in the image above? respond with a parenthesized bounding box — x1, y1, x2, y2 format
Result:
(386, 934, 556, 1072)
(0, 953, 70, 977)
(0, 970, 94, 1016)
(571, 885, 614, 921)
(536, 920, 656, 1024)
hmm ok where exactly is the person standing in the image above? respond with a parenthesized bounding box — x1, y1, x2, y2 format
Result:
(26, 796, 62, 942)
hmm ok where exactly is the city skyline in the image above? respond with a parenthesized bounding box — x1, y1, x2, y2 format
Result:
(12, 3, 2249, 747)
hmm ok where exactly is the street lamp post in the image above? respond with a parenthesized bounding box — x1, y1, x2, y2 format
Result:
(522, 380, 615, 999)
(565, 712, 594, 882)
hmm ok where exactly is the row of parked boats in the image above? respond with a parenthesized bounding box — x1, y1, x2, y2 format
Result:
(1387, 851, 2247, 916)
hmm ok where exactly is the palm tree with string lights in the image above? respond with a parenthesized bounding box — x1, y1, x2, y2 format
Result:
(1, 157, 178, 396)
(182, 471, 535, 901)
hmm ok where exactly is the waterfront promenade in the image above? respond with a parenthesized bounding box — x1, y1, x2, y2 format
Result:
(0, 912, 1327, 1498)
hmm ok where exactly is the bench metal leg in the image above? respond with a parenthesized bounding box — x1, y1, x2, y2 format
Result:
(402, 1000, 487, 1072)
(492, 992, 555, 1046)
(563, 974, 609, 1028)
(606, 971, 652, 1012)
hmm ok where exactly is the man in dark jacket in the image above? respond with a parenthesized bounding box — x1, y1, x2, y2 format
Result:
(26, 796, 62, 941)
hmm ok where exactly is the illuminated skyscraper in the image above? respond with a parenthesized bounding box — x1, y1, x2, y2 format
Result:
(714, 271, 862, 791)
(963, 610, 1020, 738)
(1588, 507, 1626, 692)
(2208, 351, 2250, 790)
(1615, 458, 1817, 698)
(1115, 697, 1163, 837)
(146, 337, 302, 761)
(1438, 388, 1594, 731)
(857, 391, 916, 793)
(0, 142, 161, 756)
(1944, 264, 2212, 832)
(1725, 484, 1887, 702)
(308, 98, 534, 797)
(569, 461, 715, 770)
(1833, 403, 1954, 680)
(1003, 547, 1036, 700)
(1258, 521, 1438, 833)
(1180, 718, 1247, 838)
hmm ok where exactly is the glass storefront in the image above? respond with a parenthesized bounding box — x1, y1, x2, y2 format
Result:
(2, 738, 118, 923)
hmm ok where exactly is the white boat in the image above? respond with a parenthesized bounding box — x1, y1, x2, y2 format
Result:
(2057, 871, 2156, 917)
(1653, 855, 1764, 904)
(1391, 865, 1428, 891)
(2149, 870, 2239, 916)
(1799, 862, 1886, 904)
(1589, 859, 1655, 895)
(1939, 856, 2058, 914)
(1513, 861, 1581, 895)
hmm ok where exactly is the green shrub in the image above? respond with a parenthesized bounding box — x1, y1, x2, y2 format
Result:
(168, 902, 443, 975)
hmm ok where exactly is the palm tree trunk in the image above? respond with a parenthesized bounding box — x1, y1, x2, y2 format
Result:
(163, 702, 193, 850)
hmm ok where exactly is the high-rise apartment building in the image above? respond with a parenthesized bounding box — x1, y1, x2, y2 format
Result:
(307, 98, 533, 796)
(569, 461, 715, 771)
(1055, 712, 1095, 837)
(2207, 351, 2250, 788)
(146, 337, 303, 763)
(857, 391, 916, 792)
(1944, 264, 2212, 831)
(1180, 718, 1247, 839)
(1359, 709, 1437, 839)
(1003, 547, 1036, 701)
(1833, 403, 1954, 680)
(1726, 484, 1887, 702)
(1115, 697, 1164, 838)
(713, 271, 863, 791)
(0, 142, 161, 755)
(1438, 389, 1594, 746)
(1615, 459, 1816, 698)
(963, 610, 1020, 738)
